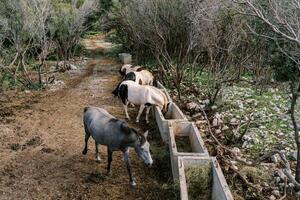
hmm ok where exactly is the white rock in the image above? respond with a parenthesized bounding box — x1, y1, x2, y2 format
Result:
(211, 105, 218, 110)
(70, 64, 78, 70)
(222, 125, 229, 131)
(230, 118, 239, 125)
(192, 113, 202, 118)
(269, 195, 276, 200)
(288, 183, 295, 188)
(215, 129, 222, 134)
(271, 155, 279, 163)
(195, 120, 207, 125)
(212, 119, 219, 127)
(232, 147, 242, 157)
(202, 99, 210, 105)
(186, 102, 200, 111)
(271, 190, 280, 197)
(274, 177, 281, 184)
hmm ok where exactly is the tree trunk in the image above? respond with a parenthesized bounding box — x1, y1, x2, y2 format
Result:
(291, 82, 300, 182)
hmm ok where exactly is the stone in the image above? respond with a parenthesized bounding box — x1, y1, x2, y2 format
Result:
(271, 155, 280, 163)
(118, 53, 132, 64)
(269, 195, 276, 200)
(271, 190, 280, 197)
(212, 118, 219, 127)
(232, 147, 242, 157)
(195, 120, 207, 125)
(69, 64, 78, 70)
(222, 125, 229, 131)
(211, 105, 218, 110)
(288, 183, 295, 189)
(192, 113, 202, 118)
(230, 118, 239, 125)
(215, 129, 222, 134)
(202, 99, 210, 105)
(274, 177, 281, 184)
(186, 102, 200, 111)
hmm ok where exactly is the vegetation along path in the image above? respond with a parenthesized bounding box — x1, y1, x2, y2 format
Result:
(0, 34, 177, 200)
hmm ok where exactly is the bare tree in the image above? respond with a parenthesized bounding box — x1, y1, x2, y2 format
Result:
(236, 0, 300, 187)
(188, 0, 249, 105)
(0, 0, 99, 87)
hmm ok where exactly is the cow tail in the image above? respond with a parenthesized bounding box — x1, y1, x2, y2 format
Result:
(119, 84, 128, 105)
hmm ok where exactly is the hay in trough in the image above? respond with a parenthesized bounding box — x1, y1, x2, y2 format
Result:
(185, 163, 212, 200)
(175, 136, 192, 152)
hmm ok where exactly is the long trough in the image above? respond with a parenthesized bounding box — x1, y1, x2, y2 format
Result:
(153, 81, 233, 200)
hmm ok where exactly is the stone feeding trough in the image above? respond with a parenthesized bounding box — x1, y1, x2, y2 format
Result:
(153, 81, 188, 142)
(168, 121, 209, 180)
(118, 53, 132, 64)
(154, 103, 187, 142)
(152, 81, 233, 199)
(178, 156, 233, 200)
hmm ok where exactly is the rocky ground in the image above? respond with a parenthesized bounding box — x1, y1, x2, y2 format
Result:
(168, 77, 299, 199)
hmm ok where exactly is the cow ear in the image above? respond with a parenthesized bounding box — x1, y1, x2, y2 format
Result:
(121, 122, 131, 134)
(143, 131, 149, 139)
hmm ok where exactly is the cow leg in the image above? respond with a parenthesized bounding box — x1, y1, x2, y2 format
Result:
(107, 148, 113, 176)
(123, 102, 130, 120)
(145, 106, 151, 124)
(123, 149, 136, 186)
(136, 105, 145, 123)
(82, 129, 90, 155)
(95, 141, 101, 163)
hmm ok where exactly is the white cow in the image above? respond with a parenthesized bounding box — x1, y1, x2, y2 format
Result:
(119, 64, 142, 76)
(117, 80, 170, 123)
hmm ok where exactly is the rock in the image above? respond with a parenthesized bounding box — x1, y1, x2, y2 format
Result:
(232, 147, 242, 157)
(195, 120, 206, 125)
(211, 105, 217, 110)
(215, 129, 221, 134)
(202, 99, 210, 105)
(24, 90, 31, 94)
(230, 118, 239, 125)
(288, 183, 295, 189)
(271, 155, 280, 163)
(271, 190, 280, 197)
(186, 102, 200, 111)
(69, 64, 78, 70)
(269, 195, 276, 200)
(212, 119, 218, 127)
(222, 125, 229, 131)
(274, 177, 281, 184)
(192, 113, 202, 118)
(263, 182, 269, 187)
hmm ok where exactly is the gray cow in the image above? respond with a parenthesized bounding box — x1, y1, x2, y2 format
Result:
(82, 106, 153, 186)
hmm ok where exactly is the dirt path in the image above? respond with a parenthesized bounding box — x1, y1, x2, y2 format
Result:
(0, 35, 176, 200)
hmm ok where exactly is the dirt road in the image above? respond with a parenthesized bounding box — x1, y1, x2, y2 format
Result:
(0, 35, 176, 200)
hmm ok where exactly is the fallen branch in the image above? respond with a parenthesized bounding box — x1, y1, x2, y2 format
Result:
(278, 177, 287, 200)
(238, 113, 254, 141)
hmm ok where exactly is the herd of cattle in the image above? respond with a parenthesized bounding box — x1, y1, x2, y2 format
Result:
(82, 64, 170, 186)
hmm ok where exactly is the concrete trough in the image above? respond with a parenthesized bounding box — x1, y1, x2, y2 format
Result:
(168, 121, 209, 179)
(118, 53, 132, 64)
(154, 102, 187, 142)
(178, 156, 233, 200)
